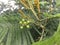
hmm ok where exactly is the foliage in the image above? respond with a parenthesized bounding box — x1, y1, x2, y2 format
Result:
(32, 22, 60, 45)
(0, 0, 60, 45)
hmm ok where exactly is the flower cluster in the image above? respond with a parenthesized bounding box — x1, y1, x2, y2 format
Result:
(19, 19, 31, 29)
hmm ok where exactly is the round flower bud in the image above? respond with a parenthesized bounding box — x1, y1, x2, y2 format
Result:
(19, 21, 22, 24)
(26, 25, 30, 28)
(22, 19, 25, 21)
(24, 22, 27, 24)
(20, 26, 23, 29)
(27, 21, 30, 23)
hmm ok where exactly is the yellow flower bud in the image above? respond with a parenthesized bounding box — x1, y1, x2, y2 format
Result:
(19, 21, 22, 24)
(27, 21, 30, 23)
(20, 26, 23, 29)
(26, 25, 30, 28)
(22, 19, 25, 21)
(24, 22, 27, 24)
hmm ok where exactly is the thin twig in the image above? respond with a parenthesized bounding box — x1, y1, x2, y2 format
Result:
(18, 9, 27, 18)
(40, 25, 45, 41)
(20, 0, 29, 9)
(28, 0, 40, 20)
